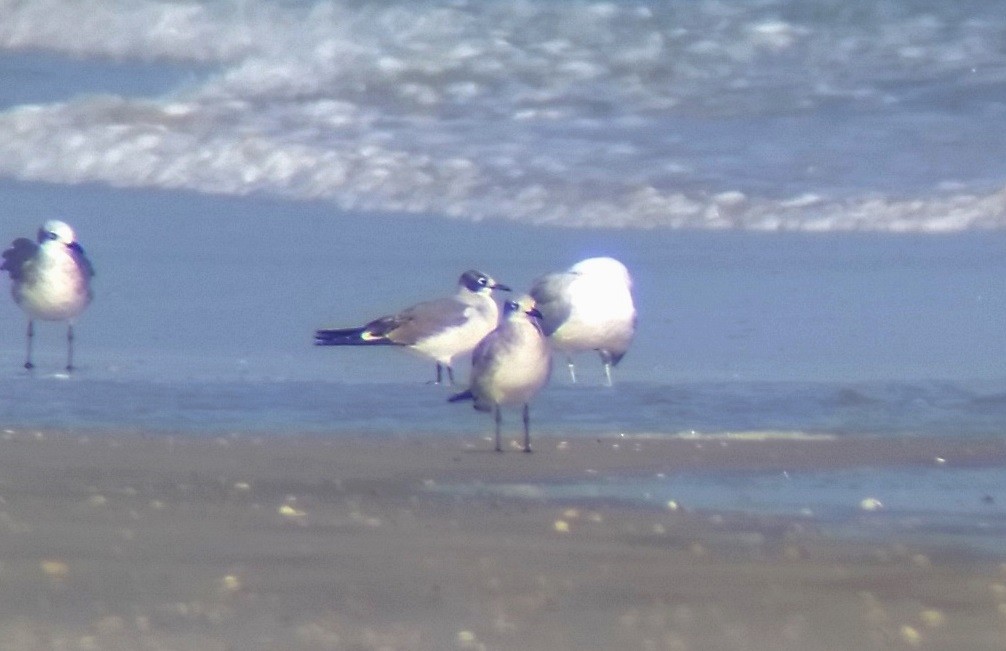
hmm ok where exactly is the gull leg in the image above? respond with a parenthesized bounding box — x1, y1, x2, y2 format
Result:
(494, 405, 502, 452)
(522, 403, 532, 453)
(433, 363, 457, 386)
(24, 320, 34, 370)
(566, 356, 577, 383)
(66, 323, 75, 372)
(599, 351, 615, 387)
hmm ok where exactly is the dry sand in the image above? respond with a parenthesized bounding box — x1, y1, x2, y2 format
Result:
(0, 430, 1004, 650)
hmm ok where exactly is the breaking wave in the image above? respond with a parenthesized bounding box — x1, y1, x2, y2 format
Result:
(2, 0, 1005, 231)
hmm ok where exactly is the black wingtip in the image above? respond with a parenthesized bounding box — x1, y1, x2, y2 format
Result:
(314, 327, 367, 346)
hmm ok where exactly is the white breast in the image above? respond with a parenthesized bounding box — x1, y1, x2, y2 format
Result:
(14, 244, 91, 321)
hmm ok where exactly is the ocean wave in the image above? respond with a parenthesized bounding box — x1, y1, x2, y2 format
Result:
(1, 0, 1005, 230)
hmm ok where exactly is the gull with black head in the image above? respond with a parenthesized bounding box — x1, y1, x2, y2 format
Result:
(315, 270, 510, 384)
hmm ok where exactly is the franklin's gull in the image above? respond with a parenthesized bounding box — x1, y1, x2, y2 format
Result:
(450, 296, 551, 452)
(314, 270, 510, 384)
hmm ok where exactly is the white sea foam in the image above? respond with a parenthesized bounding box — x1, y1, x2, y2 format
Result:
(1, 0, 1005, 231)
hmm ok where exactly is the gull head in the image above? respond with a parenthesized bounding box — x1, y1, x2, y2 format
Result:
(569, 257, 632, 286)
(38, 220, 77, 246)
(505, 295, 543, 320)
(460, 269, 511, 295)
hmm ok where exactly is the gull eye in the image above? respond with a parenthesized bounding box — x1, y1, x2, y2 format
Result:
(478, 276, 488, 286)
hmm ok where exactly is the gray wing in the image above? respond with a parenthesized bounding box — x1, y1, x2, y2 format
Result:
(367, 296, 471, 345)
(528, 271, 575, 337)
(468, 329, 504, 411)
(1, 238, 38, 281)
(469, 327, 500, 373)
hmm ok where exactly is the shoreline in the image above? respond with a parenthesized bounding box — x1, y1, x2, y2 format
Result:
(0, 430, 1003, 649)
(4, 426, 1004, 473)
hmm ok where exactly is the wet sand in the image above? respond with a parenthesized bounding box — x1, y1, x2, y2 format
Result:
(0, 430, 1004, 650)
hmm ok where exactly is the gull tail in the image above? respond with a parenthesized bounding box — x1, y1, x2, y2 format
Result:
(448, 390, 491, 412)
(314, 327, 392, 346)
(601, 349, 628, 366)
(448, 390, 473, 403)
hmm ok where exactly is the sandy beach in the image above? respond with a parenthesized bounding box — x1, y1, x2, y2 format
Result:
(0, 430, 1002, 650)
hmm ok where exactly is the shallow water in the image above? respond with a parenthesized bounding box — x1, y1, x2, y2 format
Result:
(1, 183, 1006, 438)
(4, 182, 1006, 386)
(4, 376, 1006, 440)
(442, 463, 1006, 555)
(2, 182, 1006, 440)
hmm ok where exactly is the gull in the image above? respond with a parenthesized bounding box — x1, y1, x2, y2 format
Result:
(2, 220, 95, 372)
(529, 256, 636, 386)
(314, 270, 510, 384)
(450, 296, 551, 453)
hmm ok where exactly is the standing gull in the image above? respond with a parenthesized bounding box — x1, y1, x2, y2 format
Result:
(314, 270, 510, 384)
(450, 296, 552, 453)
(529, 256, 636, 386)
(2, 220, 95, 372)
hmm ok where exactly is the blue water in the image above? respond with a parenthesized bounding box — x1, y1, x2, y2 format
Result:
(4, 375, 1006, 439)
(1, 182, 1005, 440)
(1, 179, 1006, 435)
(2, 0, 1006, 553)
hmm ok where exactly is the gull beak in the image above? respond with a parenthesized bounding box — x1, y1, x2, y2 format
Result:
(492, 282, 512, 292)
